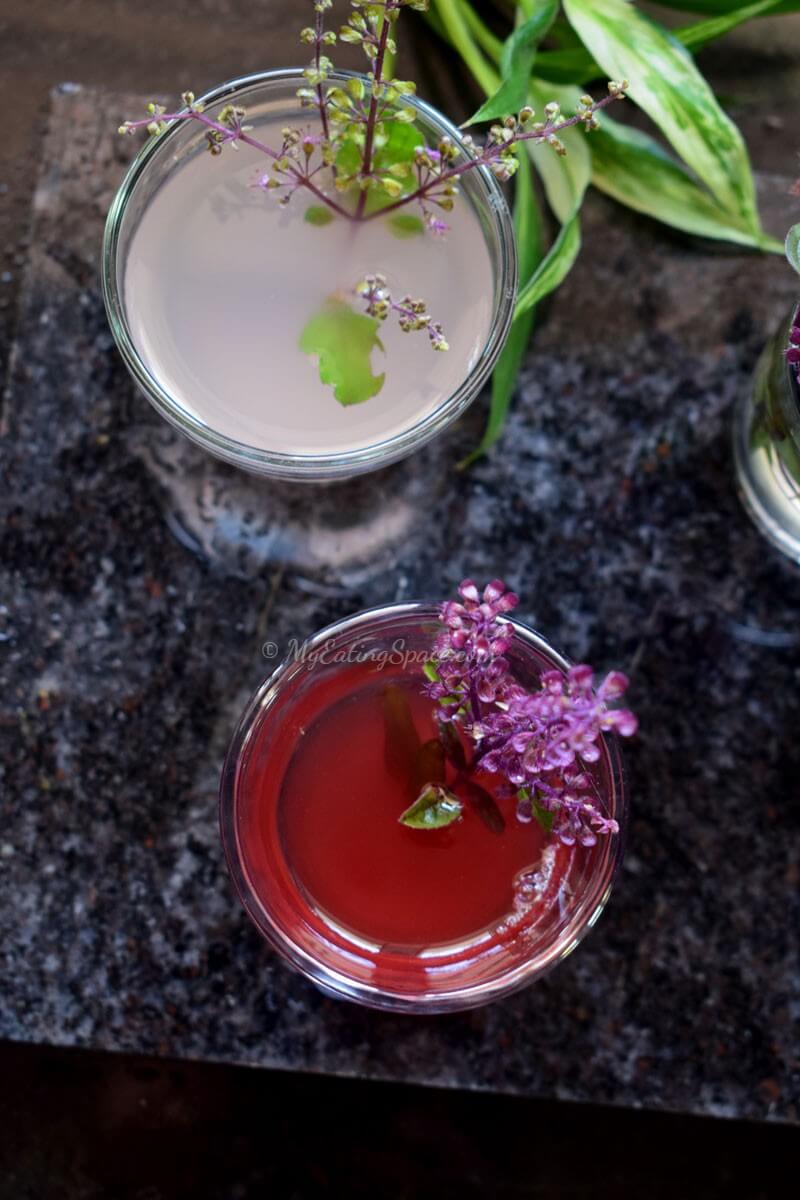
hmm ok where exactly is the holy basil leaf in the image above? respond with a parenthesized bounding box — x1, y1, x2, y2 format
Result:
(462, 149, 543, 464)
(786, 225, 800, 275)
(304, 205, 334, 226)
(399, 784, 463, 830)
(299, 301, 385, 407)
(466, 0, 559, 125)
(589, 115, 780, 250)
(462, 780, 506, 834)
(387, 213, 425, 238)
(374, 120, 422, 167)
(438, 719, 467, 772)
(532, 798, 555, 833)
(335, 136, 362, 177)
(413, 739, 447, 794)
(360, 123, 424, 214)
(515, 212, 581, 318)
(562, 0, 760, 232)
(383, 685, 422, 785)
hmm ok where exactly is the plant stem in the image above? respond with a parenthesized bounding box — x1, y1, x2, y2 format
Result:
(367, 90, 622, 221)
(124, 109, 355, 221)
(355, 6, 395, 220)
(315, 5, 332, 145)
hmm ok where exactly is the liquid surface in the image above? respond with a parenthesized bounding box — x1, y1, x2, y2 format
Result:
(124, 114, 495, 456)
(277, 678, 546, 947)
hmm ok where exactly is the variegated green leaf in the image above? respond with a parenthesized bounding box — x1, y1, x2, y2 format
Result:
(654, 1, 798, 12)
(562, 0, 760, 230)
(678, 0, 786, 52)
(462, 150, 543, 464)
(467, 1, 559, 125)
(515, 213, 581, 317)
(532, 1, 784, 84)
(527, 80, 591, 223)
(590, 116, 780, 251)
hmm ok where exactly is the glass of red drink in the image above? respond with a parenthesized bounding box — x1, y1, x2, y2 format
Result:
(220, 604, 626, 1013)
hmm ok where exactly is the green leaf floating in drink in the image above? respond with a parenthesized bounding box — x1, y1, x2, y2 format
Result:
(303, 204, 334, 226)
(383, 685, 422, 788)
(462, 779, 506, 835)
(335, 120, 421, 214)
(387, 214, 425, 239)
(299, 300, 385, 406)
(399, 784, 463, 830)
(412, 738, 446, 795)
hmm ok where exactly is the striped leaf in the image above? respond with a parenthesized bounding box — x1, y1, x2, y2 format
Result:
(562, 0, 760, 231)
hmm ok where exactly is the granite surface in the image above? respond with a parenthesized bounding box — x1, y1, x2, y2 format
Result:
(1, 87, 799, 1125)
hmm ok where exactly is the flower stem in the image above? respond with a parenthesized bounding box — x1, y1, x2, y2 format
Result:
(365, 91, 623, 221)
(123, 109, 355, 222)
(354, 7, 395, 220)
(315, 5, 333, 147)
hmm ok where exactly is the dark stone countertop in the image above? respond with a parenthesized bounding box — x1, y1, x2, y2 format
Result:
(1, 87, 798, 1124)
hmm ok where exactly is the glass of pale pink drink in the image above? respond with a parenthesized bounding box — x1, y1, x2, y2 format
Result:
(102, 71, 517, 481)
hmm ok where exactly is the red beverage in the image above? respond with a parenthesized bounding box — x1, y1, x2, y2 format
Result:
(281, 670, 550, 946)
(221, 606, 624, 1012)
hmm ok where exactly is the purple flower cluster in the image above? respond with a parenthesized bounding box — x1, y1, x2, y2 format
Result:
(785, 314, 800, 378)
(424, 580, 637, 847)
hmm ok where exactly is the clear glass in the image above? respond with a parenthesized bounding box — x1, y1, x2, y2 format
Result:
(103, 70, 517, 482)
(219, 603, 626, 1014)
(734, 304, 800, 562)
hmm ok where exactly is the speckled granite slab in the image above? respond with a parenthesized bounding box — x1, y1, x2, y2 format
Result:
(1, 87, 798, 1123)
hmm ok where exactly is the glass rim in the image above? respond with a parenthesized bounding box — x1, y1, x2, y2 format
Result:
(102, 69, 519, 481)
(219, 601, 627, 1013)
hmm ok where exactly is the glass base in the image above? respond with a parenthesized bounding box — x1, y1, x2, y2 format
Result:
(128, 416, 455, 583)
(733, 386, 800, 564)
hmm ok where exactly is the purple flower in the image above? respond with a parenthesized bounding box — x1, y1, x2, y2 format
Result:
(424, 579, 519, 725)
(423, 211, 450, 237)
(425, 581, 637, 846)
(786, 319, 800, 376)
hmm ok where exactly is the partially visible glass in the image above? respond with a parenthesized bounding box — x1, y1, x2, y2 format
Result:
(734, 304, 800, 561)
(102, 70, 517, 482)
(219, 603, 627, 1014)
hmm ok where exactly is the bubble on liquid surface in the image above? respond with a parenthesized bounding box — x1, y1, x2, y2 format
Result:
(495, 845, 560, 945)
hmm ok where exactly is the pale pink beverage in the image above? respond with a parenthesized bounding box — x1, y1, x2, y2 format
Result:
(123, 110, 496, 458)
